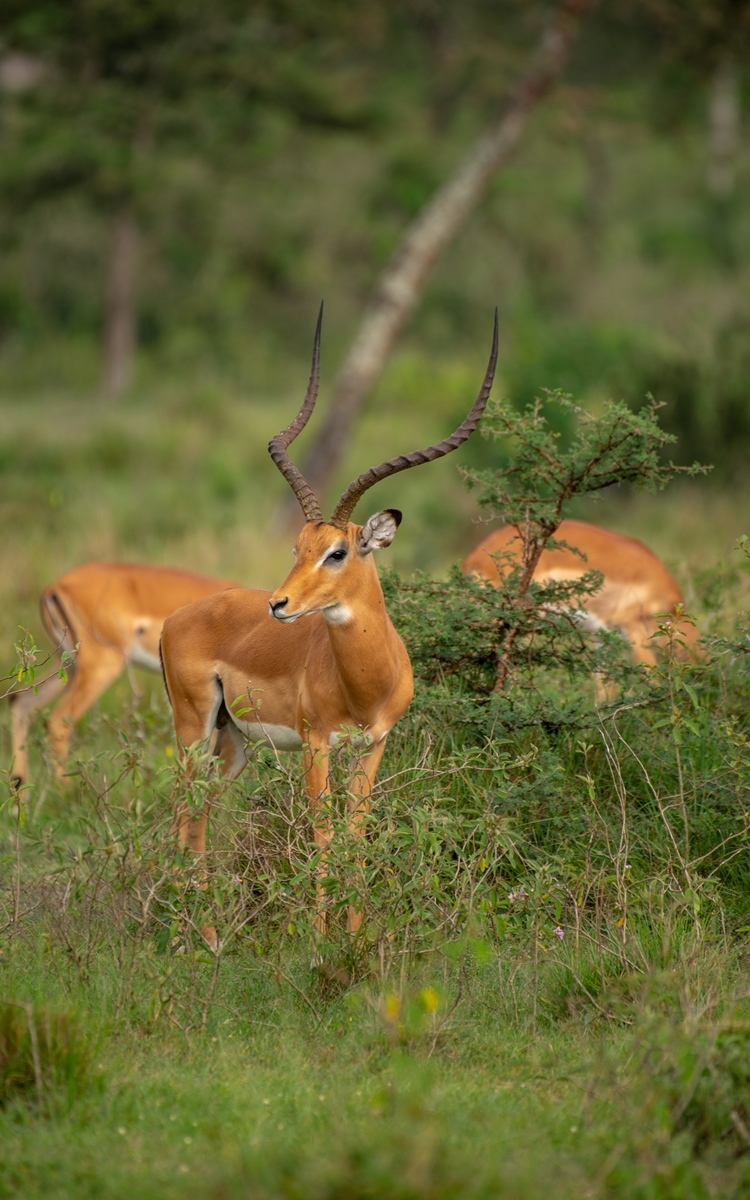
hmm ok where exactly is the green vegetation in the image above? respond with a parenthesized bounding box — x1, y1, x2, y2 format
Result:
(2, 2, 750, 1195)
(3, 388, 750, 1197)
(2, 614, 750, 1197)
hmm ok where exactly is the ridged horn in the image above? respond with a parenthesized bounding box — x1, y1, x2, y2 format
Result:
(329, 308, 498, 530)
(268, 302, 324, 523)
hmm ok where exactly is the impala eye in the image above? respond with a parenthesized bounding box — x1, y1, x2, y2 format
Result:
(326, 548, 347, 565)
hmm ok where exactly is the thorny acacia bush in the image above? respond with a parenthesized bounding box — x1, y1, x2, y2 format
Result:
(384, 391, 707, 739)
(2, 390, 749, 1064)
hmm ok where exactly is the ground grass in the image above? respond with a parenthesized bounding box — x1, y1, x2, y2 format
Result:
(0, 1015, 623, 1199)
(1, 912, 749, 1198)
(3, 615, 750, 1196)
(1, 841, 749, 1200)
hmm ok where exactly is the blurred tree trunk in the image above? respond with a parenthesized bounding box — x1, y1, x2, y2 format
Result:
(581, 132, 610, 254)
(102, 204, 138, 401)
(707, 55, 740, 198)
(287, 0, 595, 517)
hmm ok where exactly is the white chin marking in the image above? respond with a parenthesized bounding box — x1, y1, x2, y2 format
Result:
(323, 603, 352, 625)
(274, 612, 300, 624)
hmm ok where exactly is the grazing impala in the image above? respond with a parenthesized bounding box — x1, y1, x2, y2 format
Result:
(160, 305, 498, 936)
(462, 517, 701, 664)
(10, 562, 236, 788)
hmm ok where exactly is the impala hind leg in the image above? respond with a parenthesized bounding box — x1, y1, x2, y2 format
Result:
(594, 618, 658, 704)
(345, 738, 387, 935)
(168, 745, 226, 953)
(45, 644, 125, 781)
(303, 735, 387, 938)
(169, 741, 222, 952)
(164, 680, 243, 952)
(169, 687, 245, 852)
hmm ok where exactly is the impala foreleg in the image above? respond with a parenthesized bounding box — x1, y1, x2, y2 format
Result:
(345, 737, 387, 935)
(303, 735, 333, 936)
(626, 621, 659, 668)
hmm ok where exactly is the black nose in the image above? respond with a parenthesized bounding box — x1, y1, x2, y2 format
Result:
(270, 598, 288, 618)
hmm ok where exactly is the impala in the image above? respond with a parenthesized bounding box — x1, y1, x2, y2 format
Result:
(160, 305, 498, 937)
(461, 517, 700, 665)
(10, 561, 236, 788)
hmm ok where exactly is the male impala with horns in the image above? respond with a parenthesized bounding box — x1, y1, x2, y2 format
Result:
(160, 305, 498, 939)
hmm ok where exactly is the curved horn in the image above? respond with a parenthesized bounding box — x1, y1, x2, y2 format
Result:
(329, 308, 499, 530)
(268, 302, 324, 522)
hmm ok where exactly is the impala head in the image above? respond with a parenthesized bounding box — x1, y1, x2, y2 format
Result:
(269, 510, 402, 624)
(267, 302, 499, 625)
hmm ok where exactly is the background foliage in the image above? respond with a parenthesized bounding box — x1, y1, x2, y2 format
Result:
(1, 1, 749, 472)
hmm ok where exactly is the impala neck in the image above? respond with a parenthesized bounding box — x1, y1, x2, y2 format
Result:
(323, 557, 402, 721)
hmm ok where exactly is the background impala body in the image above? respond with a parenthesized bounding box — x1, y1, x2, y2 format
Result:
(462, 517, 701, 664)
(160, 305, 498, 938)
(10, 560, 235, 787)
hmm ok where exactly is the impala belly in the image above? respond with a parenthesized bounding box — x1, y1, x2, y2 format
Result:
(568, 609, 609, 636)
(225, 711, 377, 751)
(227, 714, 304, 750)
(536, 569, 656, 622)
(533, 568, 630, 642)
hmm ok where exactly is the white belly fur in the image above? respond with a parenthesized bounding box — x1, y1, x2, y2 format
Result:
(229, 717, 304, 750)
(227, 711, 376, 751)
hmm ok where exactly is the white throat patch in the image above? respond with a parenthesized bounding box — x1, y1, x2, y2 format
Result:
(323, 603, 353, 625)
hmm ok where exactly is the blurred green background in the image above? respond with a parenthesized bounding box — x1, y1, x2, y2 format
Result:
(1, 0, 749, 647)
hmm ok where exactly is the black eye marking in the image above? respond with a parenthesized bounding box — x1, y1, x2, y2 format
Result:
(326, 547, 348, 565)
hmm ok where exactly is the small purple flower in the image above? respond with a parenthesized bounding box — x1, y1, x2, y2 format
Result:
(507, 887, 528, 903)
(553, 927, 565, 940)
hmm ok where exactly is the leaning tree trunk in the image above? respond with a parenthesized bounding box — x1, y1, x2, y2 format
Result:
(102, 204, 138, 401)
(289, 0, 595, 515)
(707, 54, 740, 199)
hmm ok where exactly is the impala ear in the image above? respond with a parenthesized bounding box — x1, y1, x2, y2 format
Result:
(357, 509, 402, 555)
